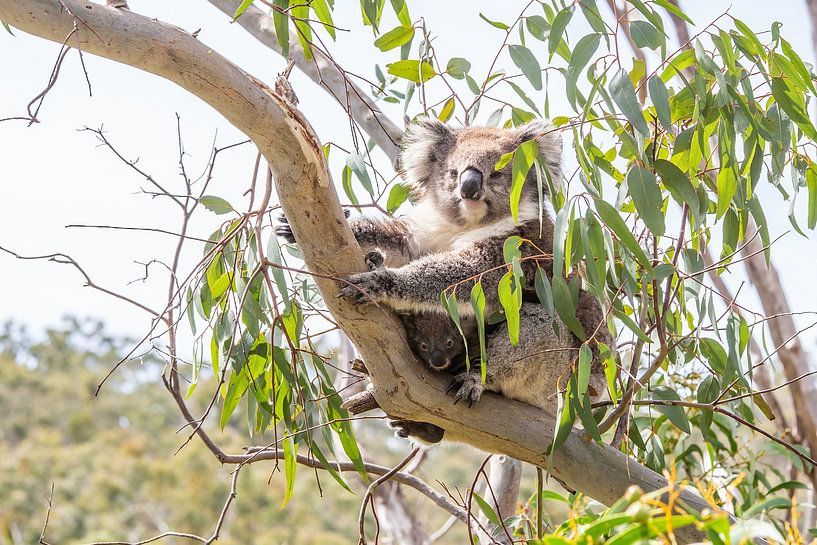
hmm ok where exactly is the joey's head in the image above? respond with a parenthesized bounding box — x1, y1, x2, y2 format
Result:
(400, 312, 477, 372)
(400, 118, 563, 226)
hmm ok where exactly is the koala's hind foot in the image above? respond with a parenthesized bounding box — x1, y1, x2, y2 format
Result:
(388, 419, 445, 445)
(447, 371, 487, 407)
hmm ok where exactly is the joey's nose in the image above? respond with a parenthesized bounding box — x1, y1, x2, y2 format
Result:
(429, 350, 447, 369)
(459, 168, 484, 200)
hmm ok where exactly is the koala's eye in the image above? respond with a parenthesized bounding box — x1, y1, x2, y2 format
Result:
(489, 170, 503, 180)
(420, 343, 428, 351)
(448, 169, 458, 178)
(445, 339, 454, 348)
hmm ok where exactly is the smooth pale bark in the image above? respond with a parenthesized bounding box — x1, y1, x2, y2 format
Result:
(0, 2, 709, 542)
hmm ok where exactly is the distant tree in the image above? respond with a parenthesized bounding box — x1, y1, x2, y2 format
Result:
(1, 1, 816, 544)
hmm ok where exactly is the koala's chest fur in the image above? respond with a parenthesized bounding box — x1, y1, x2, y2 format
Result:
(404, 198, 542, 255)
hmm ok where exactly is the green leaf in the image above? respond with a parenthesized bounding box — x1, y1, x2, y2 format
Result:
(697, 375, 720, 404)
(548, 379, 576, 455)
(552, 276, 585, 340)
(470, 282, 488, 372)
(473, 493, 501, 526)
(806, 164, 817, 230)
(508, 45, 542, 90)
(272, 0, 290, 57)
(2, 21, 14, 35)
(341, 165, 359, 205)
(525, 15, 549, 41)
(534, 267, 554, 319)
(310, 0, 336, 39)
(610, 69, 650, 137)
(438, 96, 455, 122)
(446, 57, 471, 79)
(630, 20, 661, 50)
(232, 0, 255, 20)
(594, 199, 654, 275)
(200, 195, 234, 215)
(386, 183, 410, 213)
(548, 7, 574, 60)
(653, 0, 693, 24)
(715, 164, 737, 219)
(700, 338, 727, 374)
(361, 0, 384, 32)
(771, 76, 817, 140)
(479, 12, 509, 29)
(652, 386, 690, 434)
(742, 497, 792, 519)
(510, 140, 538, 223)
(648, 76, 672, 133)
(498, 272, 522, 346)
(626, 166, 665, 237)
(281, 436, 297, 507)
(577, 344, 591, 394)
(566, 34, 600, 106)
(345, 154, 374, 196)
(387, 59, 436, 83)
(654, 159, 699, 221)
(374, 25, 414, 51)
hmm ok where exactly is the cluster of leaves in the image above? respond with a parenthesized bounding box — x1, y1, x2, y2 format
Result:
(182, 212, 368, 506)
(208, 0, 817, 535)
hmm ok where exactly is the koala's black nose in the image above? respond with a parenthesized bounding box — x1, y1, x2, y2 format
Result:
(459, 168, 484, 200)
(428, 350, 447, 369)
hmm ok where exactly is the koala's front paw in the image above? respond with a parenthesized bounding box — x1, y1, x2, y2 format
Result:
(337, 269, 393, 304)
(274, 214, 296, 244)
(447, 372, 484, 407)
(364, 250, 385, 270)
(274, 209, 352, 245)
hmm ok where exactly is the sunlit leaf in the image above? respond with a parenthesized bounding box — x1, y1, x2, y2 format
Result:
(386, 59, 436, 83)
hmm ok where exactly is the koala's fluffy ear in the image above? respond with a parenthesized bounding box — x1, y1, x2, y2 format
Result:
(399, 117, 454, 191)
(516, 119, 563, 186)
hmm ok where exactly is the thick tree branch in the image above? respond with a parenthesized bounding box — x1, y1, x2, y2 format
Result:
(0, 3, 709, 542)
(205, 0, 403, 163)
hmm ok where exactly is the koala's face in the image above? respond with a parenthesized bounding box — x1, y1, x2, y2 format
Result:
(400, 312, 476, 371)
(400, 119, 562, 226)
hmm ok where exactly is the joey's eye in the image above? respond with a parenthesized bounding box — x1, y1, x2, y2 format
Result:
(446, 339, 454, 348)
(489, 170, 503, 180)
(420, 343, 428, 351)
(448, 169, 458, 178)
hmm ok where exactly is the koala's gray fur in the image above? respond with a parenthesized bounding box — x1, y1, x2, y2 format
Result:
(448, 303, 608, 412)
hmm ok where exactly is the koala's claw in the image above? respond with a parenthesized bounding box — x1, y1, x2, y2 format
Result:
(274, 216, 296, 244)
(449, 372, 484, 407)
(337, 270, 390, 304)
(274, 209, 352, 245)
(364, 250, 385, 270)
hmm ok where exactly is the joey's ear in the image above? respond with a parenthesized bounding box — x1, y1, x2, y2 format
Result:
(461, 316, 478, 336)
(399, 117, 455, 190)
(516, 119, 563, 186)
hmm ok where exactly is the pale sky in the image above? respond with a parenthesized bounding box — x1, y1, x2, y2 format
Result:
(1, 0, 816, 358)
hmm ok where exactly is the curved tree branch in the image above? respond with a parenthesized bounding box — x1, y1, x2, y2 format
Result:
(204, 0, 403, 164)
(0, 2, 709, 542)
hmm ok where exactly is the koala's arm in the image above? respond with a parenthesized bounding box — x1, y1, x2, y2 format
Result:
(276, 214, 417, 267)
(338, 237, 508, 314)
